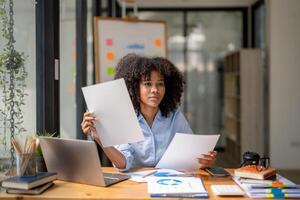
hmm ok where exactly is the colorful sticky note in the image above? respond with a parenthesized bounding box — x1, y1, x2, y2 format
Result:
(154, 39, 162, 47)
(72, 38, 76, 47)
(68, 84, 75, 93)
(70, 67, 76, 77)
(106, 67, 116, 76)
(106, 52, 115, 61)
(70, 52, 76, 61)
(106, 38, 113, 46)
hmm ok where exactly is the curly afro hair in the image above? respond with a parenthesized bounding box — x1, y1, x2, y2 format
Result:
(114, 53, 184, 117)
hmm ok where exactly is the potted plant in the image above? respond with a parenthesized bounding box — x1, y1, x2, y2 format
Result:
(35, 131, 56, 173)
(0, 0, 28, 174)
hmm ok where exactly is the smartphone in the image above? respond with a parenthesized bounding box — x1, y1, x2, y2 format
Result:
(206, 167, 230, 177)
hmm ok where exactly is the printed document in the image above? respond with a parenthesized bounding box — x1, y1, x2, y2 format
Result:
(156, 133, 220, 170)
(147, 176, 207, 197)
(82, 78, 144, 147)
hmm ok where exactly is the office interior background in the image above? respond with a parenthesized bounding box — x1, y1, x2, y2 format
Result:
(0, 0, 299, 182)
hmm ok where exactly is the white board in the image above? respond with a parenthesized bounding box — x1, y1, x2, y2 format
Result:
(94, 17, 167, 83)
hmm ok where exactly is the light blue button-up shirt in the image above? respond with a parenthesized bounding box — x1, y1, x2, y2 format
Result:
(114, 109, 193, 171)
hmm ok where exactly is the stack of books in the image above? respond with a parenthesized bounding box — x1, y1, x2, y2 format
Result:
(1, 172, 57, 195)
(233, 172, 300, 198)
(234, 165, 277, 180)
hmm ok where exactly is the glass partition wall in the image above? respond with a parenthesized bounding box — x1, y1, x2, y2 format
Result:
(59, 0, 94, 139)
(186, 11, 242, 135)
(59, 0, 76, 139)
(138, 10, 244, 147)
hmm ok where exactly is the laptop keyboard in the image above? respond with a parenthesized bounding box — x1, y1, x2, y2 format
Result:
(103, 172, 129, 186)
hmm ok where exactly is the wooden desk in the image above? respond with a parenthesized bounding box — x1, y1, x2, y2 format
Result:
(0, 168, 259, 200)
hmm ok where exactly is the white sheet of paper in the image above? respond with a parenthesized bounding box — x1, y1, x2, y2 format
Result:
(126, 169, 184, 183)
(82, 78, 144, 147)
(156, 133, 220, 171)
(125, 170, 157, 182)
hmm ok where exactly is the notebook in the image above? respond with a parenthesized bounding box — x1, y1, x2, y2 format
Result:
(233, 174, 300, 199)
(1, 172, 57, 190)
(39, 137, 129, 187)
(6, 182, 54, 195)
(234, 166, 277, 180)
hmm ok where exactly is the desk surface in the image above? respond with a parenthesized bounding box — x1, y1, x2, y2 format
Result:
(0, 167, 263, 200)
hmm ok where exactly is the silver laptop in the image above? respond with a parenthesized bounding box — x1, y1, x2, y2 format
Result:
(39, 137, 129, 187)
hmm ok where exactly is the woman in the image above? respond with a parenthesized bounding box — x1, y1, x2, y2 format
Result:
(81, 54, 217, 171)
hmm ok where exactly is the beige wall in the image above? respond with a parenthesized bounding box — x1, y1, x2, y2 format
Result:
(268, 0, 300, 169)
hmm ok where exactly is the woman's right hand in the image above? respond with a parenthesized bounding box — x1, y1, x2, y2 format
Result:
(81, 112, 126, 168)
(81, 112, 98, 138)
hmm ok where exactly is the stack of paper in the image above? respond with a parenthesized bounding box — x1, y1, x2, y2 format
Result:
(233, 175, 300, 199)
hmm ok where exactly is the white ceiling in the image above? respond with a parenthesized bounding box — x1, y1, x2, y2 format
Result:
(118, 0, 258, 8)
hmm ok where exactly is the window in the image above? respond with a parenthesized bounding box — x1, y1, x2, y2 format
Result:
(0, 0, 36, 163)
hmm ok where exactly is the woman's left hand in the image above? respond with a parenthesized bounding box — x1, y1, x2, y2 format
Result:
(197, 151, 217, 169)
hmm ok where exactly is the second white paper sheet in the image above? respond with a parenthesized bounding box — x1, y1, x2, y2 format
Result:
(82, 78, 144, 147)
(156, 133, 220, 171)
